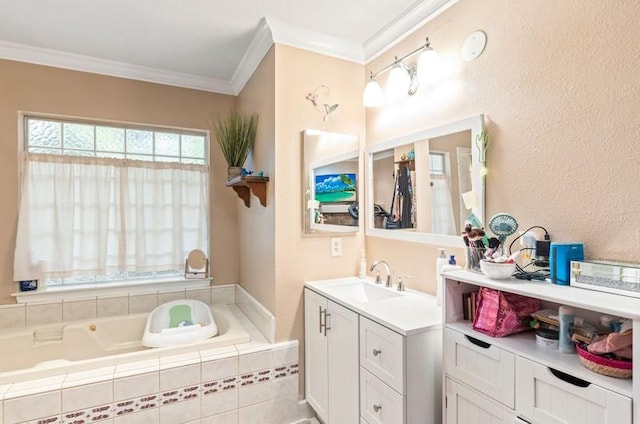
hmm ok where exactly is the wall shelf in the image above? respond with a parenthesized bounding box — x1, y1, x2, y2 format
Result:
(225, 175, 269, 207)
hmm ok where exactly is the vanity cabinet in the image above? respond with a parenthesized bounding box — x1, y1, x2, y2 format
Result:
(304, 288, 359, 424)
(304, 281, 442, 424)
(442, 270, 636, 424)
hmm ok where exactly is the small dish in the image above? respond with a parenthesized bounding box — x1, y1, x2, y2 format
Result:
(479, 260, 516, 279)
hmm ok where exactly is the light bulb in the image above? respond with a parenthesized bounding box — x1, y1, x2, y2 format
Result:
(362, 79, 383, 107)
(417, 48, 440, 84)
(386, 64, 410, 103)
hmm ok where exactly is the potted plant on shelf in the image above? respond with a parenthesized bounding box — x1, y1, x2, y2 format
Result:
(213, 111, 258, 181)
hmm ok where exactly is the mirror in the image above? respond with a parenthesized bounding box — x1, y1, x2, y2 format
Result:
(365, 115, 485, 246)
(302, 129, 360, 235)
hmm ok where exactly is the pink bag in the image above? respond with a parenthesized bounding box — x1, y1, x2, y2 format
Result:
(472, 287, 540, 337)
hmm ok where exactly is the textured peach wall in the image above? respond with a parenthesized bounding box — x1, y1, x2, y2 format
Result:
(237, 47, 277, 314)
(365, 0, 640, 294)
(273, 44, 366, 345)
(0, 60, 238, 303)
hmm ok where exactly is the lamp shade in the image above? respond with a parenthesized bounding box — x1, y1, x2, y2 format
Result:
(362, 79, 383, 107)
(386, 65, 410, 103)
(417, 48, 440, 84)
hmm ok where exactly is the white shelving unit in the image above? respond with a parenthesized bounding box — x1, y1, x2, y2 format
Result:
(443, 270, 639, 424)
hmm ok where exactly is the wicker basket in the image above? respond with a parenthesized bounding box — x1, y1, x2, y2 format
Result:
(576, 344, 632, 379)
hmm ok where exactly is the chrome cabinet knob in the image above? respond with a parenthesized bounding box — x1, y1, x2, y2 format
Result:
(373, 348, 382, 356)
(373, 404, 382, 412)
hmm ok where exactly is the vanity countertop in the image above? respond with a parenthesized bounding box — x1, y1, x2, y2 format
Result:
(304, 276, 442, 336)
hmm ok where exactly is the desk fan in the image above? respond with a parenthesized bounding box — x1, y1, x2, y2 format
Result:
(488, 213, 518, 256)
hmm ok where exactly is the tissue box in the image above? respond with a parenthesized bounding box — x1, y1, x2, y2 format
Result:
(571, 260, 640, 298)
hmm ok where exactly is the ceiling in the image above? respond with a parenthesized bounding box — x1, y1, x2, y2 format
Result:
(0, 0, 453, 94)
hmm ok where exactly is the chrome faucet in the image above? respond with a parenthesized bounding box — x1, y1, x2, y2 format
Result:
(369, 260, 393, 287)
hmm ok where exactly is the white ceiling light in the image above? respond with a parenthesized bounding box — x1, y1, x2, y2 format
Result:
(362, 37, 435, 107)
(386, 60, 412, 103)
(362, 72, 383, 107)
(417, 39, 440, 84)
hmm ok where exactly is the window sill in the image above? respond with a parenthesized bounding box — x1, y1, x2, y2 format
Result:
(12, 277, 212, 304)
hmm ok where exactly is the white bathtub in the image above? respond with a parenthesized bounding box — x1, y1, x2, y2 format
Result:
(0, 303, 250, 385)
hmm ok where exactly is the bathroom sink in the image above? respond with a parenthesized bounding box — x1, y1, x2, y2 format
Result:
(329, 282, 403, 303)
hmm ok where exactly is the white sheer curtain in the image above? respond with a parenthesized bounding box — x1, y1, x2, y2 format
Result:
(430, 175, 456, 235)
(14, 153, 209, 281)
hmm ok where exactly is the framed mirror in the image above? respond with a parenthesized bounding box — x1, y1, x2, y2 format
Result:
(365, 114, 485, 247)
(302, 129, 360, 235)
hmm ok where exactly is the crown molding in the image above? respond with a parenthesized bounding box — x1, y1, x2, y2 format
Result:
(1, 2, 456, 96)
(0, 40, 234, 94)
(230, 18, 275, 95)
(265, 17, 364, 64)
(363, 0, 458, 62)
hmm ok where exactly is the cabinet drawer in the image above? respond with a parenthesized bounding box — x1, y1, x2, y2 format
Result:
(361, 367, 405, 424)
(516, 357, 632, 424)
(444, 328, 515, 408)
(446, 378, 515, 424)
(360, 317, 405, 394)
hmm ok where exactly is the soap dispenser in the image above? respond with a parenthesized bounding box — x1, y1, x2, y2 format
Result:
(441, 255, 462, 288)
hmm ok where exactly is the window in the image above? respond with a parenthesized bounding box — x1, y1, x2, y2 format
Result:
(429, 152, 446, 176)
(14, 116, 209, 288)
(429, 151, 456, 235)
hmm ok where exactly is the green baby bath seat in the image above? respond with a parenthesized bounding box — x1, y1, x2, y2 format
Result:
(142, 299, 218, 348)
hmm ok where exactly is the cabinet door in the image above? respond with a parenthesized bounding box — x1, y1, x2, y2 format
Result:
(516, 357, 632, 424)
(446, 378, 515, 424)
(327, 300, 360, 424)
(304, 289, 329, 422)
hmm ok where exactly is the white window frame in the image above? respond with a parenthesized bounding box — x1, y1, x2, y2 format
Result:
(14, 112, 212, 302)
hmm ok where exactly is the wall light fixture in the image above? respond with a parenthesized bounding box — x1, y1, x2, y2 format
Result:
(362, 37, 438, 108)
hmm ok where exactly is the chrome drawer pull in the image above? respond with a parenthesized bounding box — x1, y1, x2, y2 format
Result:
(373, 404, 382, 412)
(373, 348, 382, 356)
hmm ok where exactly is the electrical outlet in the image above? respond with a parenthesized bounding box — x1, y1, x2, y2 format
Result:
(330, 237, 342, 257)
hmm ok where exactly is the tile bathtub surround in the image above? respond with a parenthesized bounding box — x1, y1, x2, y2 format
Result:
(62, 299, 98, 322)
(0, 341, 308, 424)
(97, 296, 129, 318)
(25, 302, 63, 327)
(235, 285, 275, 343)
(128, 292, 159, 314)
(0, 304, 26, 330)
(1, 284, 240, 328)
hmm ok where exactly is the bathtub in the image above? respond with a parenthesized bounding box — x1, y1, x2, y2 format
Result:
(0, 303, 250, 385)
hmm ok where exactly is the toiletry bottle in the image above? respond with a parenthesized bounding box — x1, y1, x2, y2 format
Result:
(435, 248, 447, 306)
(558, 306, 575, 353)
(359, 249, 367, 279)
(440, 255, 462, 306)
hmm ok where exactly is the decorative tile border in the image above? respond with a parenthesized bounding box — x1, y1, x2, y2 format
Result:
(25, 363, 299, 423)
(20, 417, 62, 424)
(62, 404, 112, 423)
(238, 363, 298, 387)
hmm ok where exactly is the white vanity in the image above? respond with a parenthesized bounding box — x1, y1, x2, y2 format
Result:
(304, 277, 442, 424)
(442, 269, 637, 424)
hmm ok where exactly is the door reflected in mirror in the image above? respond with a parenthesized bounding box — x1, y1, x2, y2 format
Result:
(365, 115, 484, 246)
(371, 131, 472, 235)
(302, 130, 360, 235)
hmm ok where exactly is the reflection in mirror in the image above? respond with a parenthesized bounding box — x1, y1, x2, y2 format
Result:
(302, 130, 359, 235)
(366, 115, 484, 246)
